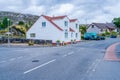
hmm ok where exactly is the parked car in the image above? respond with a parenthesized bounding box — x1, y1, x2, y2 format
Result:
(84, 32, 97, 40)
(110, 35, 117, 38)
(97, 36, 105, 40)
(84, 32, 105, 40)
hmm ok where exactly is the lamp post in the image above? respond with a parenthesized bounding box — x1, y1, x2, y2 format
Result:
(7, 18, 10, 47)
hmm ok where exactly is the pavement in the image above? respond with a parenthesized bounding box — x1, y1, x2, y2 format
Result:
(0, 38, 120, 80)
(0, 43, 52, 48)
(104, 42, 120, 61)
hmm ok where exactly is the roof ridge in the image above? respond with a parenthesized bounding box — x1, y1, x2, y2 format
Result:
(70, 19, 77, 22)
(43, 15, 63, 31)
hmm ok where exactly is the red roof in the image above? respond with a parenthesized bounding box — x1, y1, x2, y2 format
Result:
(69, 28, 75, 32)
(51, 15, 67, 20)
(70, 19, 77, 22)
(43, 15, 63, 31)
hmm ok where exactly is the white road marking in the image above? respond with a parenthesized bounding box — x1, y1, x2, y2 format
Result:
(80, 48, 85, 50)
(9, 58, 16, 61)
(68, 52, 74, 55)
(62, 52, 74, 57)
(86, 59, 102, 73)
(0, 61, 6, 63)
(86, 62, 96, 73)
(90, 44, 95, 46)
(13, 49, 29, 52)
(14, 50, 24, 51)
(24, 59, 56, 74)
(17, 56, 23, 59)
(0, 56, 24, 64)
(92, 59, 101, 72)
(63, 55, 67, 57)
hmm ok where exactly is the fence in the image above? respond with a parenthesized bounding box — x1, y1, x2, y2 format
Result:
(0, 37, 52, 45)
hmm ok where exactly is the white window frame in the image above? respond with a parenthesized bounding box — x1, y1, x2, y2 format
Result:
(42, 22, 46, 27)
(30, 33, 36, 38)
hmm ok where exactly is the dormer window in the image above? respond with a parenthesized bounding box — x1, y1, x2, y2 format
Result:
(42, 22, 46, 27)
(100, 29, 103, 32)
(64, 21, 68, 27)
(92, 25, 94, 28)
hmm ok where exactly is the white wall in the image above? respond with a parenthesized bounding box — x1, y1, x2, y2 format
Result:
(53, 17, 71, 42)
(70, 20, 81, 41)
(87, 25, 100, 34)
(26, 16, 64, 43)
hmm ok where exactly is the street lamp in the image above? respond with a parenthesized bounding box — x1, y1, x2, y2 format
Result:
(7, 18, 10, 47)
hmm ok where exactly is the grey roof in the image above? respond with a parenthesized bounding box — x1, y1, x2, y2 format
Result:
(91, 23, 116, 29)
(106, 23, 116, 29)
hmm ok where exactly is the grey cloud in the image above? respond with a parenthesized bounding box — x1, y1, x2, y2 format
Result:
(0, 0, 120, 23)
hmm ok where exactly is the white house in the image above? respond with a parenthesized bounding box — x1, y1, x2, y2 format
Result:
(70, 19, 81, 42)
(87, 23, 117, 34)
(26, 15, 81, 45)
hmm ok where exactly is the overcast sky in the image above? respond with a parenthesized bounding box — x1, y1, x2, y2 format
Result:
(0, 0, 120, 24)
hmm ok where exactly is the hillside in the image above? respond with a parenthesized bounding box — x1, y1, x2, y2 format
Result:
(0, 11, 40, 37)
(0, 11, 39, 25)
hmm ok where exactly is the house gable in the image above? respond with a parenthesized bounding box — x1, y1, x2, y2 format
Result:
(26, 16, 64, 41)
(42, 15, 63, 31)
(87, 23, 100, 33)
(69, 19, 79, 32)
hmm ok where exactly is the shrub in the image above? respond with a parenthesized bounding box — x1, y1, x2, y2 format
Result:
(28, 40, 34, 46)
(81, 36, 84, 40)
(101, 33, 106, 36)
(56, 40, 60, 46)
(56, 40, 60, 43)
(111, 31, 117, 36)
(0, 30, 7, 34)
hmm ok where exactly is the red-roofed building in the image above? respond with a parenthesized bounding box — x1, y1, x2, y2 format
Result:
(70, 19, 81, 42)
(26, 15, 81, 45)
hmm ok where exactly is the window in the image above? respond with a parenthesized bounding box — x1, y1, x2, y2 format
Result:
(76, 24, 78, 29)
(65, 29, 68, 32)
(76, 33, 78, 38)
(42, 22, 46, 27)
(30, 33, 36, 38)
(71, 32, 73, 37)
(64, 21, 68, 27)
(100, 29, 103, 32)
(92, 25, 94, 28)
(65, 32, 68, 38)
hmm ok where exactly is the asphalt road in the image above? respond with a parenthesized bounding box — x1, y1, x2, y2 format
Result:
(0, 38, 120, 80)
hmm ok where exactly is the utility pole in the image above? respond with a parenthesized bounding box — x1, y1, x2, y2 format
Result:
(7, 18, 10, 47)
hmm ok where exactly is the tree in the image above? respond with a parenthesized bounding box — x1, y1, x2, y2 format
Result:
(0, 22, 4, 29)
(2, 17, 12, 29)
(112, 17, 120, 33)
(79, 25, 87, 35)
(113, 17, 120, 28)
(18, 21, 24, 25)
(2, 17, 9, 29)
(0, 23, 4, 29)
(25, 24, 29, 30)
